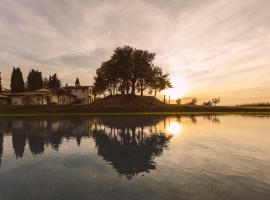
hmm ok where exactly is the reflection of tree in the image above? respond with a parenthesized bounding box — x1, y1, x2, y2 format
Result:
(203, 115, 220, 124)
(10, 119, 92, 155)
(12, 132, 26, 158)
(0, 117, 171, 175)
(91, 116, 171, 179)
(29, 135, 45, 155)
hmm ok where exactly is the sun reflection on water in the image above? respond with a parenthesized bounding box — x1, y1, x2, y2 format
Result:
(166, 121, 183, 136)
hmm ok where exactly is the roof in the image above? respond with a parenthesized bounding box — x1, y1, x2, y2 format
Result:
(63, 86, 92, 89)
(10, 91, 53, 96)
(9, 87, 55, 96)
(36, 87, 53, 92)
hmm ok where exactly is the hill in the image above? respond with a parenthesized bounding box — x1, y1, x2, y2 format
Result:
(93, 94, 164, 106)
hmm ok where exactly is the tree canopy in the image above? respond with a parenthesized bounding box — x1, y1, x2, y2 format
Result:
(94, 46, 172, 96)
(10, 67, 25, 93)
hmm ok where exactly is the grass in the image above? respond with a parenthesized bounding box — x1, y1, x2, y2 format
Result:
(0, 104, 270, 117)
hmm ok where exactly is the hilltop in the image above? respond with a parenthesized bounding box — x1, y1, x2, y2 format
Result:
(93, 94, 164, 106)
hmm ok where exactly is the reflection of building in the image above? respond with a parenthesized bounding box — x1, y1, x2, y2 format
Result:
(63, 79, 94, 104)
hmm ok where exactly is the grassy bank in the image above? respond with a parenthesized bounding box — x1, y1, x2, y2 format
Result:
(0, 104, 270, 117)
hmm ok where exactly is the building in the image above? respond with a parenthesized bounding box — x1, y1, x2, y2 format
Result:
(0, 94, 8, 105)
(9, 87, 75, 105)
(10, 87, 54, 105)
(63, 79, 94, 104)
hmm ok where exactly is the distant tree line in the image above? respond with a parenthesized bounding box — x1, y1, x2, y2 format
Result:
(175, 97, 221, 106)
(10, 67, 61, 93)
(94, 46, 172, 96)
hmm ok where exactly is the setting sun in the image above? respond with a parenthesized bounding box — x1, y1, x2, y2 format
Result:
(162, 77, 188, 99)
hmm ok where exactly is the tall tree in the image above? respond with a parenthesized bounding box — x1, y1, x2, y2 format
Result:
(10, 67, 25, 93)
(27, 69, 43, 91)
(43, 77, 49, 87)
(48, 74, 61, 91)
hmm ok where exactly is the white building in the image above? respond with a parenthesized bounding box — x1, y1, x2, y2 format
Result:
(10, 87, 75, 105)
(63, 79, 94, 104)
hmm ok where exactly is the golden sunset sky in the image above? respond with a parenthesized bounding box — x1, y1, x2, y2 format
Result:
(0, 0, 269, 105)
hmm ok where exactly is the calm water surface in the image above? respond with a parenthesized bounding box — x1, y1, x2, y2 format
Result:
(0, 115, 269, 200)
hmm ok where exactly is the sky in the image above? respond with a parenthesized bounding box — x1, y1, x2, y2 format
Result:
(0, 0, 270, 105)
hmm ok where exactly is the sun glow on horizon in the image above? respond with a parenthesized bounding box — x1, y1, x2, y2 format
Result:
(162, 77, 188, 100)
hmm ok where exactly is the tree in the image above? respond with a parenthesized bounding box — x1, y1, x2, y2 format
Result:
(27, 69, 43, 91)
(43, 77, 49, 87)
(203, 100, 212, 106)
(186, 98, 197, 106)
(10, 67, 25, 93)
(212, 98, 221, 106)
(93, 46, 172, 97)
(48, 74, 61, 91)
(176, 98, 181, 105)
(149, 66, 172, 96)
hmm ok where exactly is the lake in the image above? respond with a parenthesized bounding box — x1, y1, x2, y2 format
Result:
(0, 115, 269, 200)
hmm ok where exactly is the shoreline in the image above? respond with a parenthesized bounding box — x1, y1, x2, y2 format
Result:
(0, 105, 269, 117)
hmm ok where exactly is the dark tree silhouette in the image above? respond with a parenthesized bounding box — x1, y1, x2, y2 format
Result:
(12, 132, 26, 159)
(10, 67, 25, 93)
(91, 116, 172, 179)
(94, 46, 172, 97)
(48, 74, 61, 91)
(27, 69, 43, 91)
(43, 77, 49, 87)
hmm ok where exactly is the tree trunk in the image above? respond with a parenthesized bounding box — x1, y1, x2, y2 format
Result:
(131, 81, 136, 95)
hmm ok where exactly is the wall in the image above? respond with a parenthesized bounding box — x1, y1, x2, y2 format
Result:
(70, 88, 89, 104)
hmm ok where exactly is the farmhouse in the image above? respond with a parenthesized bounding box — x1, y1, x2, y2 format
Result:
(9, 87, 76, 105)
(63, 80, 94, 104)
(10, 87, 53, 105)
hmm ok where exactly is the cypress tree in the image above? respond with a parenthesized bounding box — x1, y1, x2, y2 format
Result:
(10, 67, 25, 93)
(27, 69, 43, 91)
(48, 74, 61, 91)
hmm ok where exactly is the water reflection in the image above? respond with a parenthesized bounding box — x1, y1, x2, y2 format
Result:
(0, 115, 221, 178)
